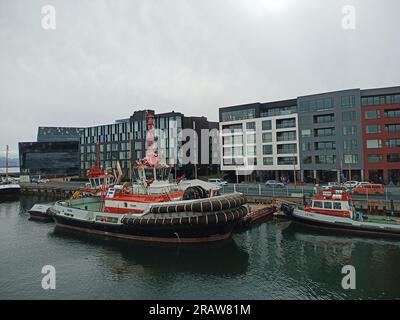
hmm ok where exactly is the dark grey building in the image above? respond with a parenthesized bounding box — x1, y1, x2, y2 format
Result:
(19, 126, 83, 179)
(79, 110, 219, 179)
(298, 89, 364, 182)
(19, 141, 80, 178)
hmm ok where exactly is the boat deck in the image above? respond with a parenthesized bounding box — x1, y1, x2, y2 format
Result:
(70, 201, 104, 212)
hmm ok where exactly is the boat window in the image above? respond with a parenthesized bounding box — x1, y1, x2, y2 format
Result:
(324, 202, 333, 209)
(313, 201, 323, 208)
(124, 203, 127, 208)
(156, 168, 163, 181)
(333, 203, 342, 210)
(145, 168, 154, 180)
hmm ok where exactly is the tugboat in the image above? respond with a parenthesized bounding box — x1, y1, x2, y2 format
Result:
(48, 114, 248, 243)
(0, 145, 20, 198)
(281, 189, 400, 239)
(28, 145, 114, 220)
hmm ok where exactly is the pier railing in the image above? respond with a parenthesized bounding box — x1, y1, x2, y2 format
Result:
(220, 184, 400, 215)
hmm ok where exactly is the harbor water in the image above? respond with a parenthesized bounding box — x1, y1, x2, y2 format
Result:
(0, 195, 399, 300)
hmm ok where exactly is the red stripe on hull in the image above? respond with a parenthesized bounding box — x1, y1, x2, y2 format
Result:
(304, 208, 351, 218)
(106, 192, 184, 203)
(105, 207, 144, 214)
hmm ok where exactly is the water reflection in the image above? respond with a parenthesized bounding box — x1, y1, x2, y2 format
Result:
(51, 227, 250, 278)
(281, 223, 400, 299)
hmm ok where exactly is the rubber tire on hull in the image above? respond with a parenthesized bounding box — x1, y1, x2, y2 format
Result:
(150, 195, 246, 214)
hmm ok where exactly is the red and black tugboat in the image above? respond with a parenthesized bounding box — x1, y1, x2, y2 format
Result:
(49, 114, 248, 244)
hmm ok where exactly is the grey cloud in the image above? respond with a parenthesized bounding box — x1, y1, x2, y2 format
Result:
(0, 0, 399, 156)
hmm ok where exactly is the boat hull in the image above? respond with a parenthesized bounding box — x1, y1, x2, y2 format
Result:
(52, 214, 235, 244)
(286, 206, 400, 239)
(0, 185, 20, 196)
(28, 204, 54, 221)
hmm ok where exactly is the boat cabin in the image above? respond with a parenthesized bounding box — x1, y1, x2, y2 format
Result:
(305, 190, 354, 218)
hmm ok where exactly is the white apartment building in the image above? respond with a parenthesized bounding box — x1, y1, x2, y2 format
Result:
(219, 101, 300, 182)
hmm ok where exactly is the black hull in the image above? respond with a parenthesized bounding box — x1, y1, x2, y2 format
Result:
(53, 215, 236, 244)
(290, 214, 400, 240)
(0, 188, 20, 196)
(29, 210, 54, 221)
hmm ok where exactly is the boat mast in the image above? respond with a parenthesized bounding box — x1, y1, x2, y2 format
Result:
(5, 145, 9, 182)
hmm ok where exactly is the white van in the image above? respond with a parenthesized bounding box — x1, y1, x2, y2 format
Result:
(208, 179, 228, 186)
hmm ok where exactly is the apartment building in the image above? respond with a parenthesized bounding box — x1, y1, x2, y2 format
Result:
(219, 86, 400, 184)
(219, 100, 300, 182)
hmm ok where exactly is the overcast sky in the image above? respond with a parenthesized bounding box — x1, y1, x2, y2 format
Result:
(1, 0, 399, 157)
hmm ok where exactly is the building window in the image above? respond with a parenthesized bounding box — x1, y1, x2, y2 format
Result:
(343, 126, 356, 136)
(342, 111, 356, 121)
(315, 155, 336, 164)
(302, 142, 311, 151)
(277, 131, 297, 142)
(260, 105, 297, 117)
(277, 144, 297, 154)
(315, 141, 336, 151)
(247, 146, 256, 156)
(366, 124, 381, 134)
(384, 109, 400, 118)
(263, 157, 273, 166)
(223, 157, 244, 166)
(278, 157, 297, 165)
(341, 95, 355, 107)
(262, 120, 272, 131)
(262, 132, 272, 143)
(368, 154, 383, 163)
(221, 109, 255, 122)
(344, 154, 358, 164)
(387, 154, 400, 163)
(343, 140, 357, 150)
(302, 156, 312, 164)
(247, 134, 256, 144)
(387, 139, 400, 148)
(276, 118, 296, 129)
(385, 124, 400, 133)
(362, 94, 400, 106)
(365, 110, 380, 119)
(367, 139, 382, 149)
(247, 157, 257, 166)
(246, 122, 256, 131)
(301, 129, 311, 138)
(299, 98, 333, 113)
(222, 124, 243, 134)
(223, 135, 243, 145)
(314, 114, 334, 124)
(315, 128, 335, 137)
(263, 145, 273, 155)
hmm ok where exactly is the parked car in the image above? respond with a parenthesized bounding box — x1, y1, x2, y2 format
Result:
(321, 185, 348, 192)
(343, 181, 360, 189)
(352, 183, 385, 195)
(265, 180, 285, 188)
(38, 178, 50, 184)
(208, 179, 228, 186)
(327, 182, 341, 188)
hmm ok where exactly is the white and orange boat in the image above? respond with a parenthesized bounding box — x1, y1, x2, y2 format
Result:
(281, 190, 400, 239)
(48, 114, 248, 243)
